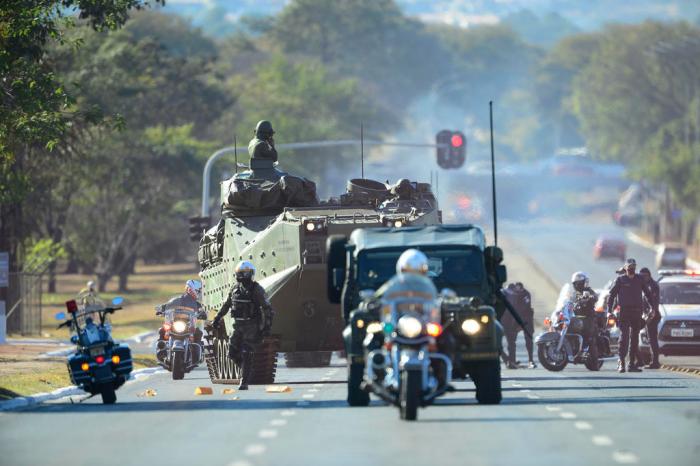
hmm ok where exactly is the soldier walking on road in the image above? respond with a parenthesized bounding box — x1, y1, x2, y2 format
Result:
(213, 261, 274, 390)
(502, 282, 536, 369)
(606, 258, 653, 373)
(639, 267, 661, 369)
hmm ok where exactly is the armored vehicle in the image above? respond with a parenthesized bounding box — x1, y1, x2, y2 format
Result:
(326, 224, 509, 406)
(198, 157, 441, 383)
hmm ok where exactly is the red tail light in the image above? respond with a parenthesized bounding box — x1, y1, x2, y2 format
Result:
(426, 322, 443, 337)
(544, 317, 551, 327)
(95, 355, 105, 364)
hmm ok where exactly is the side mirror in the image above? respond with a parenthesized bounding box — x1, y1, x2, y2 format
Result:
(54, 312, 66, 321)
(112, 296, 124, 306)
(496, 265, 507, 285)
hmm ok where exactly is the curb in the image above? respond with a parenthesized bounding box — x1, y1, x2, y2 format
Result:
(0, 367, 165, 412)
(661, 364, 700, 377)
(625, 231, 700, 269)
(40, 330, 158, 358)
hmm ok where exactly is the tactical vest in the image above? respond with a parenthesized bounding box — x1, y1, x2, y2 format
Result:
(231, 285, 256, 320)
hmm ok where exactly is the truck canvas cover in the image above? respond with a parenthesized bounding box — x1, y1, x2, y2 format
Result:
(350, 224, 486, 254)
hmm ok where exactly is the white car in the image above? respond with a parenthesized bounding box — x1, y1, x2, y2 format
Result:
(640, 270, 700, 358)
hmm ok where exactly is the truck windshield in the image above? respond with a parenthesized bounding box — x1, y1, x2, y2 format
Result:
(358, 247, 484, 292)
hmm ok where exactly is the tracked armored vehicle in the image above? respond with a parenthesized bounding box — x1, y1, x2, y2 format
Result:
(198, 157, 441, 383)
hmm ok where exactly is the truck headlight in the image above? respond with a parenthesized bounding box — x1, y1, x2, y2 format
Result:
(461, 319, 481, 335)
(172, 321, 187, 333)
(397, 316, 423, 338)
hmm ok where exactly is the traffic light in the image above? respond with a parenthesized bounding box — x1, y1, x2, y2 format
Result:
(435, 130, 467, 169)
(188, 216, 210, 242)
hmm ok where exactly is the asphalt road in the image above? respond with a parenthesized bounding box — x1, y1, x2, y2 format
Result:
(2, 218, 700, 466)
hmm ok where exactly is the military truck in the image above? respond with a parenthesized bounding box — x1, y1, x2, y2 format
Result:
(326, 224, 507, 406)
(197, 157, 441, 384)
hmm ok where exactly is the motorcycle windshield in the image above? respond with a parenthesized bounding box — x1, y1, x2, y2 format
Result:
(163, 307, 196, 326)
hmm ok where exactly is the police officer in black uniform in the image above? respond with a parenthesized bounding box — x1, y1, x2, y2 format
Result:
(606, 258, 653, 373)
(213, 261, 274, 390)
(502, 282, 536, 369)
(570, 271, 599, 364)
(639, 267, 661, 369)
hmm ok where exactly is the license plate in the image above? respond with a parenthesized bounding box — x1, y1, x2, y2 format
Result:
(671, 328, 694, 337)
(89, 346, 105, 357)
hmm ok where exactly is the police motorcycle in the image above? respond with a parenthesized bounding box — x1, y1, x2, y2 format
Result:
(536, 291, 617, 372)
(361, 274, 452, 421)
(155, 302, 206, 380)
(57, 296, 132, 404)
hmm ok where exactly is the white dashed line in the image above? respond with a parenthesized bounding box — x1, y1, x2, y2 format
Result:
(313, 383, 324, 387)
(321, 376, 331, 381)
(511, 383, 523, 387)
(519, 389, 531, 393)
(545, 405, 561, 412)
(592, 435, 613, 446)
(302, 393, 315, 399)
(281, 410, 296, 416)
(559, 412, 577, 419)
(258, 429, 278, 439)
(307, 388, 319, 393)
(244, 444, 266, 456)
(574, 421, 593, 430)
(270, 419, 288, 427)
(612, 451, 639, 464)
(228, 460, 252, 466)
(526, 394, 540, 399)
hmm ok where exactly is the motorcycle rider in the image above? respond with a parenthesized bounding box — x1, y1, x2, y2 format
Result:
(213, 261, 274, 390)
(78, 280, 104, 307)
(606, 258, 653, 373)
(639, 267, 661, 369)
(502, 282, 536, 369)
(570, 272, 599, 364)
(156, 280, 206, 363)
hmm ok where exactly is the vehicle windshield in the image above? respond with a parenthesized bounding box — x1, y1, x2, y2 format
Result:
(660, 281, 700, 305)
(358, 247, 484, 294)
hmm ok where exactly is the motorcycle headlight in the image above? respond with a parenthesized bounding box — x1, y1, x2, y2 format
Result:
(397, 316, 423, 338)
(461, 319, 481, 335)
(172, 321, 187, 333)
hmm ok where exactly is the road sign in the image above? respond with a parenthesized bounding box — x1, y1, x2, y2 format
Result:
(0, 252, 8, 288)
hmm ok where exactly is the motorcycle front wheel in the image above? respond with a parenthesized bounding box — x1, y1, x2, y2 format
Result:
(537, 343, 568, 372)
(172, 352, 185, 380)
(584, 354, 604, 371)
(399, 370, 421, 421)
(100, 383, 117, 404)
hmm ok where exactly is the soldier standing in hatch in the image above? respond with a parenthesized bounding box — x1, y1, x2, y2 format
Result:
(212, 261, 274, 390)
(248, 120, 278, 162)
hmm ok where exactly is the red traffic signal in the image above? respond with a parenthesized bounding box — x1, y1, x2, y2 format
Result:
(436, 130, 467, 169)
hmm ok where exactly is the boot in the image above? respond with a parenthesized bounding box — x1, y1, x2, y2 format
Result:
(528, 360, 537, 369)
(646, 357, 661, 369)
(617, 359, 626, 373)
(628, 361, 642, 372)
(238, 351, 252, 390)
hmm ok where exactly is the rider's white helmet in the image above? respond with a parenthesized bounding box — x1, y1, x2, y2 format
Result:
(185, 279, 202, 300)
(396, 249, 429, 276)
(86, 280, 96, 292)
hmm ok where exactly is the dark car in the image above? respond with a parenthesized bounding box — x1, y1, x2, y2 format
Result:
(593, 236, 626, 260)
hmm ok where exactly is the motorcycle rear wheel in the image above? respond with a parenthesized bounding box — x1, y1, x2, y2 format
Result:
(538, 344, 568, 372)
(399, 370, 421, 421)
(172, 352, 185, 380)
(100, 383, 117, 404)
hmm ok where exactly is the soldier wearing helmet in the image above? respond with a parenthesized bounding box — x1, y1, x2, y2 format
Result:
(248, 120, 277, 163)
(569, 271, 599, 364)
(213, 261, 274, 390)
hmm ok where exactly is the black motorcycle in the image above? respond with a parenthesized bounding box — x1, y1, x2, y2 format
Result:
(58, 297, 132, 404)
(155, 303, 206, 380)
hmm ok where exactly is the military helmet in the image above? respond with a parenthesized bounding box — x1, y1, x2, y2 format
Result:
(235, 260, 256, 282)
(254, 120, 275, 138)
(396, 249, 429, 276)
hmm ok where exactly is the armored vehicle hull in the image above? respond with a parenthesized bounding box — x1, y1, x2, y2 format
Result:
(199, 174, 440, 382)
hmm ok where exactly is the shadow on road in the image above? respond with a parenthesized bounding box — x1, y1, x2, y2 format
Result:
(502, 376, 679, 382)
(500, 385, 688, 391)
(437, 395, 700, 406)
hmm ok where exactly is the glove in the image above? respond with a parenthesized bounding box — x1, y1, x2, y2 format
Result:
(212, 316, 222, 328)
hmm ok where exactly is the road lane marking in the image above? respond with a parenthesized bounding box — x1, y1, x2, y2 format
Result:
(258, 429, 278, 439)
(545, 406, 561, 412)
(519, 389, 531, 393)
(511, 383, 522, 387)
(245, 444, 266, 456)
(574, 421, 593, 430)
(313, 383, 324, 387)
(270, 419, 288, 427)
(302, 393, 315, 399)
(229, 460, 252, 466)
(559, 412, 577, 419)
(321, 376, 331, 381)
(526, 394, 540, 399)
(612, 451, 639, 464)
(592, 435, 613, 446)
(281, 410, 296, 416)
(307, 388, 319, 393)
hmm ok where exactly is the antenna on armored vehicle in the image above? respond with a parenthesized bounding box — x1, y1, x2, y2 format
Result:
(360, 122, 365, 179)
(234, 135, 238, 174)
(489, 101, 498, 247)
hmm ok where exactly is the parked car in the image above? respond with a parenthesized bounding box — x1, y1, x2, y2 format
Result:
(656, 244, 687, 269)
